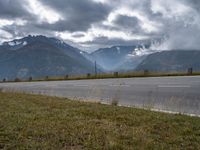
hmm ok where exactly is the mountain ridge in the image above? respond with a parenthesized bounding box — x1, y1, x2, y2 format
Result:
(1, 35, 200, 80)
(136, 50, 200, 72)
(0, 35, 96, 80)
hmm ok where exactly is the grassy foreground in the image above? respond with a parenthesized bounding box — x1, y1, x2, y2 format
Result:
(0, 93, 200, 149)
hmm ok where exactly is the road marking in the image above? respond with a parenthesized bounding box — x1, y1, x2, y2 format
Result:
(109, 84, 130, 87)
(74, 85, 89, 87)
(158, 85, 191, 88)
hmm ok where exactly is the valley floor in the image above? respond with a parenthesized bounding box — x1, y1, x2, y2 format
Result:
(0, 92, 200, 149)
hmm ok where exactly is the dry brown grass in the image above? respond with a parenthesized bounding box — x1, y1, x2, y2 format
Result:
(0, 92, 200, 149)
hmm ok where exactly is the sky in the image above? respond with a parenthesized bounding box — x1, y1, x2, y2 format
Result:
(0, 0, 200, 52)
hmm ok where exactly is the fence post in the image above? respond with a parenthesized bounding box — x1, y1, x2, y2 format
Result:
(187, 68, 193, 75)
(15, 77, 21, 82)
(87, 73, 91, 78)
(29, 76, 32, 81)
(144, 69, 149, 76)
(114, 72, 118, 77)
(45, 76, 49, 80)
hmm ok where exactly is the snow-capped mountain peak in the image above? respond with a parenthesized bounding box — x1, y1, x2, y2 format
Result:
(7, 41, 27, 47)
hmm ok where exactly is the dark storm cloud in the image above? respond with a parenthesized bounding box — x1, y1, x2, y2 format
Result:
(185, 0, 200, 11)
(0, 0, 23, 18)
(114, 15, 142, 33)
(0, 0, 30, 19)
(0, 0, 112, 45)
(37, 0, 111, 32)
(0, 0, 200, 51)
(35, 19, 95, 32)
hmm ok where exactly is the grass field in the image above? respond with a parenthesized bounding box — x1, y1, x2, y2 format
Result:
(0, 92, 200, 149)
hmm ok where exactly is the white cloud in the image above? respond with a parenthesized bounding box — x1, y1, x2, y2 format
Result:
(150, 0, 199, 26)
(151, 0, 191, 18)
(92, 0, 108, 4)
(25, 0, 63, 24)
(104, 7, 161, 33)
(0, 18, 27, 27)
(56, 24, 149, 45)
(0, 19, 14, 27)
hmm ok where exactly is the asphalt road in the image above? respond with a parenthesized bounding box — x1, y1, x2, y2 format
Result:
(1, 76, 200, 116)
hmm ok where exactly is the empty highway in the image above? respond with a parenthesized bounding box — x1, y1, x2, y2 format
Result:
(0, 76, 200, 116)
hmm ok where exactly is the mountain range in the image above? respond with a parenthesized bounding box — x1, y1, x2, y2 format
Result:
(0, 35, 200, 80)
(136, 50, 200, 72)
(89, 45, 149, 71)
(0, 35, 95, 80)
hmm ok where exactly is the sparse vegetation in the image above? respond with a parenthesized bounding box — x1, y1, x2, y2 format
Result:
(0, 92, 200, 149)
(2, 71, 200, 83)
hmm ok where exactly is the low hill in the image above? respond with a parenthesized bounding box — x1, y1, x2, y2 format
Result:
(136, 50, 200, 72)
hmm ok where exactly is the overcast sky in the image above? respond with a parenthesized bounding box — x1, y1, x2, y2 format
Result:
(0, 0, 200, 51)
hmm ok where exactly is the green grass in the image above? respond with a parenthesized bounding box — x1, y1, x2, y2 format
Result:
(0, 92, 200, 149)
